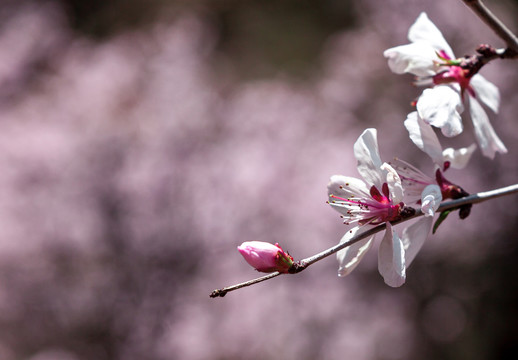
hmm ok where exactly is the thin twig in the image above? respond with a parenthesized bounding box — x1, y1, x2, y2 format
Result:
(209, 272, 281, 298)
(462, 0, 518, 53)
(209, 183, 518, 298)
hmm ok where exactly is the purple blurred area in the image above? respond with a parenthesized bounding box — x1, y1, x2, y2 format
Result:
(0, 0, 518, 359)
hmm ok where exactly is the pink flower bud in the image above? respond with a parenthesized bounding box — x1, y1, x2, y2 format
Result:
(237, 241, 294, 273)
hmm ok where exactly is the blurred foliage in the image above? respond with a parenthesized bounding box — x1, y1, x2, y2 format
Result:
(54, 0, 357, 78)
(210, 0, 357, 78)
(55, 0, 171, 37)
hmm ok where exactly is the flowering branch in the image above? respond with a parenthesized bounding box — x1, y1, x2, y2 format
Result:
(462, 0, 518, 55)
(209, 183, 518, 298)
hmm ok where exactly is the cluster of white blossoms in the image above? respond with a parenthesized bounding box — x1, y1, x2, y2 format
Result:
(327, 12, 507, 287)
(384, 12, 506, 159)
(235, 12, 508, 290)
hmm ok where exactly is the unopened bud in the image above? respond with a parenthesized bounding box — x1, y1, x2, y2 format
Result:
(237, 241, 294, 273)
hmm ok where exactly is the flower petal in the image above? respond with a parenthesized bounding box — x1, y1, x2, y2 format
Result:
(417, 86, 464, 137)
(328, 175, 371, 199)
(401, 216, 433, 267)
(378, 222, 406, 287)
(442, 143, 477, 169)
(354, 128, 385, 190)
(421, 184, 442, 217)
(408, 12, 454, 58)
(336, 227, 375, 277)
(471, 74, 500, 114)
(384, 43, 438, 76)
(404, 111, 444, 166)
(469, 96, 507, 159)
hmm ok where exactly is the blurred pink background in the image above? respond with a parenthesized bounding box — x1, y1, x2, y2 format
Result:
(0, 0, 517, 359)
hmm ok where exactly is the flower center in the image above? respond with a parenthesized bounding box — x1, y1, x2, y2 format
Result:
(329, 183, 405, 226)
(433, 51, 475, 97)
(370, 184, 405, 223)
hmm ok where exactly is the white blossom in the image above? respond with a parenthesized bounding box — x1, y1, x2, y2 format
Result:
(384, 12, 507, 158)
(328, 128, 438, 287)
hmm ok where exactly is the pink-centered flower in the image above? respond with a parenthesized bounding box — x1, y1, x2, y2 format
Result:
(328, 128, 437, 287)
(384, 12, 507, 159)
(237, 241, 294, 273)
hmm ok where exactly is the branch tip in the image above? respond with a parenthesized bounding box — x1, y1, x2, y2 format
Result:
(209, 289, 227, 298)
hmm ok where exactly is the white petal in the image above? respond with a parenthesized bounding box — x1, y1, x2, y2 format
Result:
(408, 12, 455, 58)
(404, 111, 444, 165)
(442, 143, 477, 169)
(327, 175, 371, 216)
(401, 216, 433, 267)
(383, 43, 438, 76)
(328, 175, 370, 199)
(378, 222, 406, 287)
(469, 96, 507, 159)
(336, 227, 375, 277)
(380, 162, 404, 203)
(389, 158, 433, 201)
(353, 128, 385, 190)
(421, 184, 442, 217)
(471, 74, 500, 113)
(417, 86, 464, 137)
